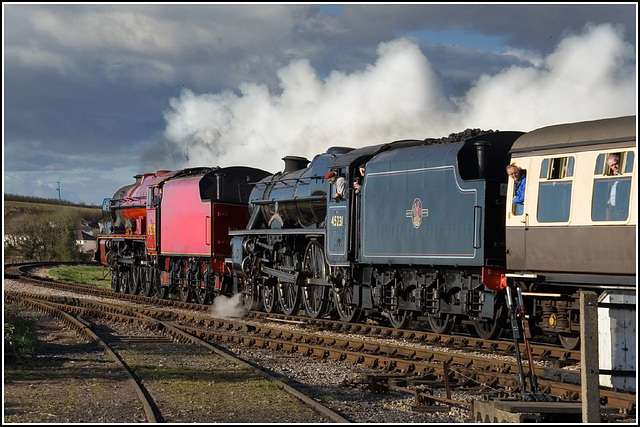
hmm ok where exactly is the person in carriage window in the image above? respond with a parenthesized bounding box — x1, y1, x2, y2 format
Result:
(506, 164, 526, 213)
(606, 154, 625, 220)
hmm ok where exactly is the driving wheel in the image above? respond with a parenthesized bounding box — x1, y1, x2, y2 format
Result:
(302, 240, 330, 318)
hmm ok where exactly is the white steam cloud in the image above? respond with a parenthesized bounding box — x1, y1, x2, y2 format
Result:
(211, 294, 247, 318)
(161, 23, 636, 173)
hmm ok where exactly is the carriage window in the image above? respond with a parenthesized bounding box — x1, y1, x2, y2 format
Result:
(624, 151, 634, 174)
(566, 157, 575, 177)
(592, 151, 633, 222)
(540, 159, 549, 178)
(537, 156, 574, 223)
(544, 157, 573, 179)
(510, 166, 527, 216)
(595, 154, 605, 175)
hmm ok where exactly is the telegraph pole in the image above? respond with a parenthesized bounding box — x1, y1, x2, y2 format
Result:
(56, 182, 61, 204)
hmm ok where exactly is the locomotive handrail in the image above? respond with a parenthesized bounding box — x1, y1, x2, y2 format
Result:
(250, 195, 326, 205)
(229, 228, 325, 236)
(111, 195, 146, 203)
(250, 175, 326, 186)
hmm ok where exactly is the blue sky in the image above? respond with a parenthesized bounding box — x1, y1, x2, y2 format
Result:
(3, 3, 637, 205)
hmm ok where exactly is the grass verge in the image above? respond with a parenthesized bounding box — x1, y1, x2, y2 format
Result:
(48, 265, 111, 289)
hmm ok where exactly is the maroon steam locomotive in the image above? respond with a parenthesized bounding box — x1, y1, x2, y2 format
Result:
(96, 166, 270, 303)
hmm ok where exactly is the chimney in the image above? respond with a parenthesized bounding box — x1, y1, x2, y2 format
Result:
(282, 156, 310, 173)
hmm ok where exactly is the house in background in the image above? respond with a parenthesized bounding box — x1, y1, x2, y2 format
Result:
(76, 230, 97, 253)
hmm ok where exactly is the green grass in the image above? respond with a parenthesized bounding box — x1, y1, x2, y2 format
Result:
(4, 306, 40, 359)
(48, 266, 111, 289)
(4, 319, 39, 357)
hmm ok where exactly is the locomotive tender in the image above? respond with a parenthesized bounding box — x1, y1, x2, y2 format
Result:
(96, 115, 636, 349)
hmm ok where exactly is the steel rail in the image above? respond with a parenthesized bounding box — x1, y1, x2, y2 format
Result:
(5, 293, 158, 423)
(5, 290, 350, 424)
(6, 262, 584, 366)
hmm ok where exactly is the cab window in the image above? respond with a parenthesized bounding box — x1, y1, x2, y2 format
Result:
(537, 157, 574, 223)
(592, 152, 633, 221)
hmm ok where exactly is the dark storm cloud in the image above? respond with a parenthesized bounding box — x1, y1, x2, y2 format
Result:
(3, 63, 169, 163)
(319, 4, 636, 52)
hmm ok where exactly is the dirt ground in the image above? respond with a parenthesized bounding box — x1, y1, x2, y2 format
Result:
(4, 306, 146, 423)
(3, 304, 332, 423)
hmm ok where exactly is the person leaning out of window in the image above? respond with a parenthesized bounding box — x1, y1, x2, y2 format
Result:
(353, 164, 365, 194)
(606, 154, 623, 220)
(506, 164, 526, 206)
(326, 171, 346, 201)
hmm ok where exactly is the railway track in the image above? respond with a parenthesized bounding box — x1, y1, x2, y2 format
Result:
(5, 262, 636, 418)
(5, 294, 159, 423)
(5, 290, 348, 423)
(7, 262, 581, 364)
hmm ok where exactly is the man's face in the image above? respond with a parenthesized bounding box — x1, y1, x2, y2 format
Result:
(507, 168, 520, 180)
(607, 157, 620, 174)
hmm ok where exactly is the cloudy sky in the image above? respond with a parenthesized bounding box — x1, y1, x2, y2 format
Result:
(3, 3, 637, 205)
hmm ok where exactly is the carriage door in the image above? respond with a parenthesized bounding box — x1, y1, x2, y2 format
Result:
(505, 158, 531, 271)
(326, 171, 350, 265)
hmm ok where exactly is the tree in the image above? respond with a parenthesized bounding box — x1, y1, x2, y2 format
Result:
(9, 210, 84, 261)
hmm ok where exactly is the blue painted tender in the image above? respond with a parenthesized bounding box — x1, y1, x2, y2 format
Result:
(360, 142, 484, 266)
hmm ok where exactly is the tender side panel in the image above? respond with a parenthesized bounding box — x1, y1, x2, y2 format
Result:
(361, 145, 484, 266)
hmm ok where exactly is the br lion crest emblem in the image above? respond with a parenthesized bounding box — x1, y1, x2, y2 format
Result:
(406, 198, 429, 229)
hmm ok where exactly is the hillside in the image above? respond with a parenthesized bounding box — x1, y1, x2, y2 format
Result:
(4, 199, 103, 263)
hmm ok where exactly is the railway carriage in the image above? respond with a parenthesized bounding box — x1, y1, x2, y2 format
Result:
(504, 115, 636, 349)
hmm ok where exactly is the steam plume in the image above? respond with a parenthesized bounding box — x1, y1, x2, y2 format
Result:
(211, 294, 247, 318)
(158, 23, 636, 173)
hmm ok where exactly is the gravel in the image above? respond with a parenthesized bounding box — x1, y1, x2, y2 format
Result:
(4, 277, 589, 423)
